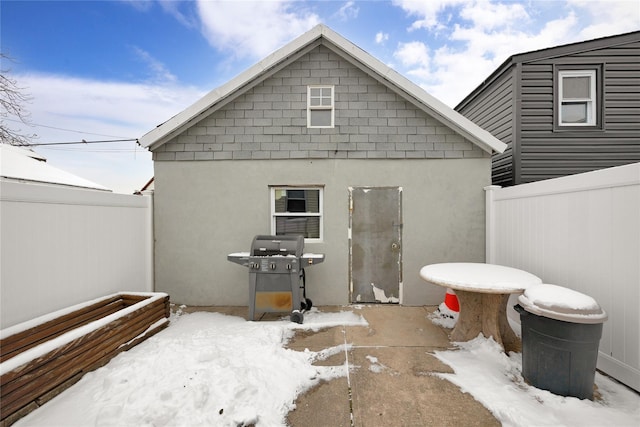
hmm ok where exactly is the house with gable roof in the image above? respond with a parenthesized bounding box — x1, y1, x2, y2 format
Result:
(455, 31, 640, 187)
(139, 24, 506, 307)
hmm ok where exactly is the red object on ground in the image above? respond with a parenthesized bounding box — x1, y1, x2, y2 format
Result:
(444, 288, 460, 312)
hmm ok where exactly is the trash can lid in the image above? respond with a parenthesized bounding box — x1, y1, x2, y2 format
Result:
(518, 284, 607, 324)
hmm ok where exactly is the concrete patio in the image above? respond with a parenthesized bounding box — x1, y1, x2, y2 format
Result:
(184, 305, 500, 427)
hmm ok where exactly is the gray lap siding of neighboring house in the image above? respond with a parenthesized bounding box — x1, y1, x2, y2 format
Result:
(456, 32, 640, 187)
(455, 69, 516, 186)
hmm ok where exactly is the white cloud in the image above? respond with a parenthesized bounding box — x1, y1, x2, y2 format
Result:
(394, 41, 430, 67)
(17, 72, 204, 193)
(423, 44, 496, 107)
(389, 0, 640, 107)
(458, 0, 529, 31)
(567, 0, 640, 38)
(336, 1, 359, 21)
(21, 73, 201, 136)
(120, 0, 153, 12)
(394, 41, 432, 81)
(157, 0, 199, 28)
(392, 0, 468, 31)
(130, 46, 178, 84)
(195, 0, 321, 60)
(375, 31, 389, 44)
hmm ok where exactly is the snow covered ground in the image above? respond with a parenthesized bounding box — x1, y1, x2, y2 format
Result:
(434, 337, 639, 426)
(14, 307, 640, 427)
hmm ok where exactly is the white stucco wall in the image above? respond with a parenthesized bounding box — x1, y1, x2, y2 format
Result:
(153, 158, 489, 307)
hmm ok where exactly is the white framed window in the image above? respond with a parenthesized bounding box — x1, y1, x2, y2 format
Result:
(307, 86, 334, 128)
(558, 70, 597, 126)
(271, 186, 323, 242)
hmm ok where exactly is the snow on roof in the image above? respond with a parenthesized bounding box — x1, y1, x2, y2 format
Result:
(139, 24, 506, 155)
(0, 144, 110, 191)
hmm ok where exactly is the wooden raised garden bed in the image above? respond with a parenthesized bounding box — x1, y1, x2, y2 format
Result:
(0, 292, 170, 426)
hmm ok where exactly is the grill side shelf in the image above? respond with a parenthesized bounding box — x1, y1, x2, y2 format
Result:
(227, 252, 250, 267)
(301, 253, 325, 266)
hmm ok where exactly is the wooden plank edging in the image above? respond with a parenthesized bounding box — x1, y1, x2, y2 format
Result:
(0, 292, 170, 425)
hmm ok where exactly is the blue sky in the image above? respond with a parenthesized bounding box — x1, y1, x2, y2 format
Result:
(2, 0, 639, 193)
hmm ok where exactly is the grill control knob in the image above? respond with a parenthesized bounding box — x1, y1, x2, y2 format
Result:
(286, 264, 292, 270)
(270, 263, 276, 270)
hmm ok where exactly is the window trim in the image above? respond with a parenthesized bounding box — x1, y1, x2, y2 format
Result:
(557, 69, 598, 127)
(307, 85, 334, 128)
(270, 185, 324, 243)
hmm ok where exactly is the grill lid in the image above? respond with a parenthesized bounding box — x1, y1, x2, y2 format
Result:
(251, 235, 304, 257)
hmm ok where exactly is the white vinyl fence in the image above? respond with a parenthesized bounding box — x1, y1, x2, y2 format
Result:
(486, 162, 640, 392)
(0, 181, 153, 329)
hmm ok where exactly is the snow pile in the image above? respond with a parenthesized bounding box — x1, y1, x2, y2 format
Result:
(433, 336, 640, 427)
(523, 284, 600, 311)
(518, 284, 607, 323)
(16, 308, 367, 427)
(288, 308, 368, 331)
(427, 302, 458, 329)
(365, 355, 396, 375)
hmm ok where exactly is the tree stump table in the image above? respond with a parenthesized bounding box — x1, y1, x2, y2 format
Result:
(420, 263, 542, 352)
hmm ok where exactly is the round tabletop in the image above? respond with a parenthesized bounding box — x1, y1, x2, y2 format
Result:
(419, 263, 542, 294)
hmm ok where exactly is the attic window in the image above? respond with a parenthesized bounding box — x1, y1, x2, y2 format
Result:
(558, 70, 597, 126)
(307, 86, 334, 128)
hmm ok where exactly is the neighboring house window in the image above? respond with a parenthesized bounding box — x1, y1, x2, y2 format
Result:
(307, 86, 334, 128)
(271, 186, 323, 241)
(558, 70, 597, 126)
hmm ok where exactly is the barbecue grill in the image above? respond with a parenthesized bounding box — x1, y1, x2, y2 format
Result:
(227, 235, 325, 323)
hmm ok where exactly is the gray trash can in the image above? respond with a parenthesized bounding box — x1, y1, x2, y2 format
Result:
(515, 284, 607, 400)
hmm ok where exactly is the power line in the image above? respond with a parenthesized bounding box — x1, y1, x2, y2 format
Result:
(3, 117, 134, 139)
(38, 146, 145, 153)
(28, 138, 138, 146)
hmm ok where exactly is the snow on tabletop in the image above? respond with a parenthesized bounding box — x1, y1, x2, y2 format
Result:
(433, 336, 639, 427)
(419, 263, 542, 292)
(0, 293, 168, 376)
(14, 308, 368, 427)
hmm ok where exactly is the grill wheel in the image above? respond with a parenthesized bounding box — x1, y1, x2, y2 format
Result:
(301, 298, 313, 311)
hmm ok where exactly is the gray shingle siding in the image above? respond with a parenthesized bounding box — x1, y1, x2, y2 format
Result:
(153, 46, 487, 161)
(456, 32, 640, 186)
